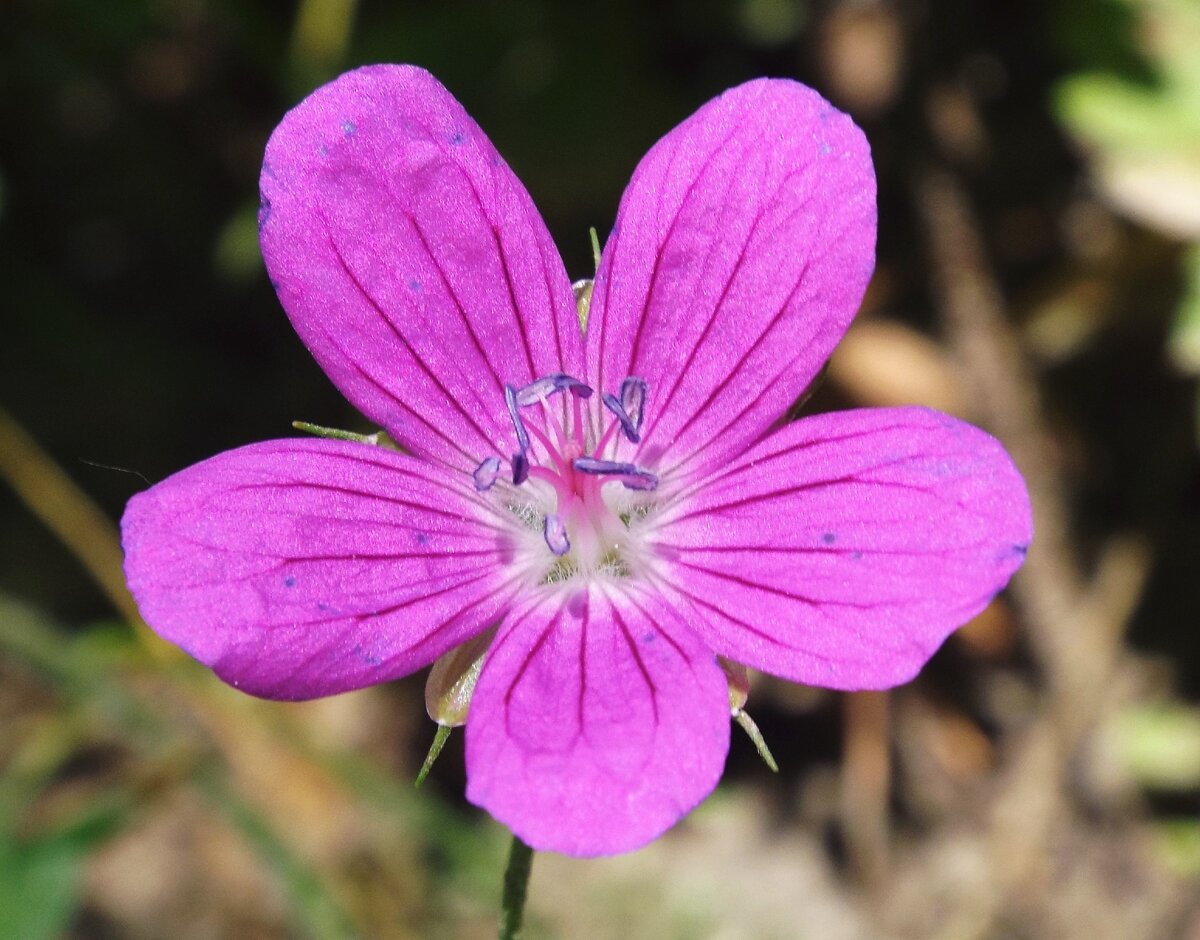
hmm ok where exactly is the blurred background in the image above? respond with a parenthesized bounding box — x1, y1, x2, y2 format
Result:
(3, 0, 1200, 937)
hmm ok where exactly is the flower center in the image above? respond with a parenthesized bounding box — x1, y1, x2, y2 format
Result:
(473, 373, 658, 586)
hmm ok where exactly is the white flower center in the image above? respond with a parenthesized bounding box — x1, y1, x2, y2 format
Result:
(473, 373, 661, 590)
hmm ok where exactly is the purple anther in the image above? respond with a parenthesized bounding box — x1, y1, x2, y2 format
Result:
(574, 456, 640, 476)
(573, 456, 659, 492)
(620, 377, 647, 433)
(514, 373, 593, 407)
(543, 513, 570, 556)
(504, 384, 530, 453)
(511, 451, 530, 486)
(602, 392, 641, 444)
(618, 468, 659, 491)
(565, 376, 594, 399)
(473, 456, 502, 492)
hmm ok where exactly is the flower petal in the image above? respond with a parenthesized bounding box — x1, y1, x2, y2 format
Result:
(260, 65, 582, 471)
(465, 586, 729, 856)
(652, 408, 1032, 690)
(587, 79, 875, 478)
(121, 439, 516, 699)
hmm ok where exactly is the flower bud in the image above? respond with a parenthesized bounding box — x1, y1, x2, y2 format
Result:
(425, 629, 494, 727)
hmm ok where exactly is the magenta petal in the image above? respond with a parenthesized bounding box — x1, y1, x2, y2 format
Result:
(260, 65, 582, 470)
(586, 78, 876, 478)
(121, 439, 514, 699)
(654, 408, 1032, 690)
(465, 588, 730, 856)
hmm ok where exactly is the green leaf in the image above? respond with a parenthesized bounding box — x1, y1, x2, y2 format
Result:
(1152, 819, 1200, 875)
(1057, 73, 1200, 152)
(0, 832, 85, 940)
(1112, 702, 1200, 790)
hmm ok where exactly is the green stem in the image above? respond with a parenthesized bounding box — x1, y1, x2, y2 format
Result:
(498, 833, 534, 940)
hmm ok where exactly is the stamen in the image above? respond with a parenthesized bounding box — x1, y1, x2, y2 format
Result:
(527, 465, 571, 504)
(620, 377, 647, 433)
(543, 513, 570, 555)
(524, 422, 566, 474)
(593, 415, 622, 459)
(479, 372, 658, 580)
(473, 456, 501, 491)
(515, 373, 593, 406)
(511, 451, 530, 485)
(602, 393, 641, 444)
(571, 388, 586, 447)
(541, 397, 569, 452)
(504, 384, 530, 454)
(573, 456, 659, 491)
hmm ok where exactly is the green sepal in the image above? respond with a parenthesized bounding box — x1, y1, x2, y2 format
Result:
(720, 657, 778, 772)
(721, 657, 750, 712)
(589, 225, 602, 273)
(292, 421, 402, 450)
(734, 709, 779, 773)
(424, 631, 493, 727)
(572, 279, 594, 333)
(571, 228, 604, 333)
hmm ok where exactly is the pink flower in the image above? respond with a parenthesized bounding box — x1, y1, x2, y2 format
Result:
(121, 65, 1031, 856)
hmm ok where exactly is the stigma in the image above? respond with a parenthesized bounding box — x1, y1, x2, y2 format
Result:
(472, 372, 658, 581)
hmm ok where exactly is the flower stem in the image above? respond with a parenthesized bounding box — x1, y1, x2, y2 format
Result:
(498, 833, 534, 940)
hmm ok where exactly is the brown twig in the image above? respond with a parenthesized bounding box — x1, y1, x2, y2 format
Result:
(0, 403, 169, 657)
(913, 166, 1152, 938)
(841, 690, 891, 889)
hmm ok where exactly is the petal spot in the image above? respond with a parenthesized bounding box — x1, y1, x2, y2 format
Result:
(1000, 542, 1029, 563)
